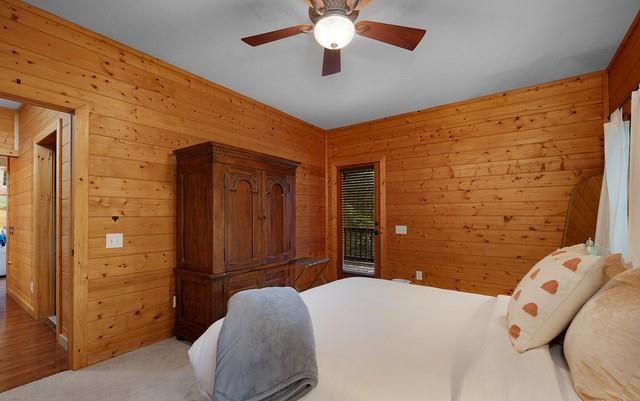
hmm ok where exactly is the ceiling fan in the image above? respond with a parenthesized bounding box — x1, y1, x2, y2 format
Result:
(241, 0, 427, 76)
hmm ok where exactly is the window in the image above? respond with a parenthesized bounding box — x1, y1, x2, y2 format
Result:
(339, 166, 378, 276)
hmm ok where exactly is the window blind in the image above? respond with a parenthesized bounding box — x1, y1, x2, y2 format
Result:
(341, 167, 375, 229)
(340, 167, 376, 274)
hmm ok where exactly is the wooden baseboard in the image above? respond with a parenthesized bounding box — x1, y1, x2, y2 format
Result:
(6, 288, 35, 318)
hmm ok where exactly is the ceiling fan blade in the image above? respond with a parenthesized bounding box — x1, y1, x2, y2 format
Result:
(355, 21, 426, 51)
(242, 25, 312, 47)
(322, 48, 341, 76)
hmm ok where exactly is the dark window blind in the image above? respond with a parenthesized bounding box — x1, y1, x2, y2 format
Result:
(341, 167, 375, 228)
(341, 167, 375, 271)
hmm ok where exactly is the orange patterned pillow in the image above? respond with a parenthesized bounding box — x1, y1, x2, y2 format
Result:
(507, 244, 605, 352)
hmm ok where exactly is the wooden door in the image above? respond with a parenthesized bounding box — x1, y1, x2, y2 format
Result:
(34, 141, 55, 318)
(263, 173, 292, 263)
(224, 167, 261, 271)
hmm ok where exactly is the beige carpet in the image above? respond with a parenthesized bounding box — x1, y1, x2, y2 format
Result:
(0, 338, 208, 401)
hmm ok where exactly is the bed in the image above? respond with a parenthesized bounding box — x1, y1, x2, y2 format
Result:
(189, 277, 581, 401)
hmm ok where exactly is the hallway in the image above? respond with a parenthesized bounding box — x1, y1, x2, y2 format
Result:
(0, 278, 67, 393)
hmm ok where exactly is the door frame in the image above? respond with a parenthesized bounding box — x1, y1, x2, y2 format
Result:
(329, 154, 387, 281)
(32, 118, 61, 323)
(0, 90, 90, 371)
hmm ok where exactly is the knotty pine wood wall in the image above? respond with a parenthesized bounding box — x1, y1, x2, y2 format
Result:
(328, 72, 605, 296)
(608, 10, 640, 114)
(7, 104, 71, 340)
(0, 0, 325, 366)
(0, 106, 15, 150)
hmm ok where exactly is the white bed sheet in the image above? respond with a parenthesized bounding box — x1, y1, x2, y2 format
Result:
(189, 278, 576, 401)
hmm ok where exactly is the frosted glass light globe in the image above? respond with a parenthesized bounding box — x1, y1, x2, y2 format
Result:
(314, 14, 355, 50)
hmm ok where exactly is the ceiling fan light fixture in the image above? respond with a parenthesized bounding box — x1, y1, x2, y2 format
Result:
(313, 14, 355, 50)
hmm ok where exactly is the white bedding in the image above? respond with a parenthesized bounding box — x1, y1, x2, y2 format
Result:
(189, 277, 576, 401)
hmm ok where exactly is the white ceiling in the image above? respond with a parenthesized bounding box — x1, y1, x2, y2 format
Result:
(0, 99, 21, 110)
(27, 0, 640, 129)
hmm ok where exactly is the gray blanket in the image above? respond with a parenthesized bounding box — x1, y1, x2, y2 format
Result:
(213, 287, 318, 401)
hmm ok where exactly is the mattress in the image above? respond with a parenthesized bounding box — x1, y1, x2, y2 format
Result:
(190, 277, 577, 401)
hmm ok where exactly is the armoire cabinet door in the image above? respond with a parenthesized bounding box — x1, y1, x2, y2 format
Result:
(224, 167, 262, 271)
(177, 158, 212, 273)
(263, 174, 292, 263)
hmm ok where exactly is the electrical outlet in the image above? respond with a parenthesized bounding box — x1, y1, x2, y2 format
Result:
(416, 271, 423, 281)
(106, 233, 124, 249)
(395, 225, 408, 235)
(172, 295, 176, 309)
(29, 281, 34, 293)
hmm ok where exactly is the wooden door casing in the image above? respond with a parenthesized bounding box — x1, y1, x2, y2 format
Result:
(263, 174, 292, 263)
(224, 168, 261, 271)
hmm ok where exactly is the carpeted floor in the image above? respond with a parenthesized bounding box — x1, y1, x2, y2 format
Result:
(0, 338, 208, 401)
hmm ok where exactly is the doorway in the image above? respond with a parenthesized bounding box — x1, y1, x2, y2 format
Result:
(337, 164, 381, 278)
(0, 99, 72, 391)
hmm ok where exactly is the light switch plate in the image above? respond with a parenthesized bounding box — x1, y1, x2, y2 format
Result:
(395, 225, 408, 235)
(416, 271, 423, 281)
(106, 233, 124, 249)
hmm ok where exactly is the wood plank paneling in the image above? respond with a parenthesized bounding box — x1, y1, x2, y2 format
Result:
(0, 0, 326, 366)
(328, 72, 606, 296)
(608, 10, 640, 113)
(563, 174, 602, 247)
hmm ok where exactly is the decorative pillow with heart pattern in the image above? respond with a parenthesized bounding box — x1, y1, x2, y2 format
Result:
(507, 243, 606, 352)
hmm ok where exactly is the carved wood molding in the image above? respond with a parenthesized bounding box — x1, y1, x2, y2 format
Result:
(266, 177, 290, 194)
(225, 172, 259, 193)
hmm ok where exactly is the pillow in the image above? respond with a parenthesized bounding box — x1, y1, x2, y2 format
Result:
(602, 253, 630, 282)
(507, 244, 605, 352)
(564, 268, 640, 401)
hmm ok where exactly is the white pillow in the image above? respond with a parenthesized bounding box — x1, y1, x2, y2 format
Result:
(507, 244, 605, 352)
(188, 319, 223, 399)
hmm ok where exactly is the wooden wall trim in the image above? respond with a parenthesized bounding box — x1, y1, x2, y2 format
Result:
(602, 72, 610, 123)
(71, 104, 90, 369)
(12, 110, 18, 150)
(0, 106, 18, 156)
(607, 10, 640, 113)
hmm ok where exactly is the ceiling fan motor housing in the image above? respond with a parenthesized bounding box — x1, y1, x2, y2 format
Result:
(309, 0, 359, 24)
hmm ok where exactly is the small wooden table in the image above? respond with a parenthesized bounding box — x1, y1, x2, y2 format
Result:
(293, 257, 330, 292)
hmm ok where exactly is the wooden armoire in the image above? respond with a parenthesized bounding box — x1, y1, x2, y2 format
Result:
(174, 142, 299, 341)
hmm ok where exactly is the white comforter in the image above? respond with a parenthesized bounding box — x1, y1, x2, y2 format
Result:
(189, 278, 572, 401)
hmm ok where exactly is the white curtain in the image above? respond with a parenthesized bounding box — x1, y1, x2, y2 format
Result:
(595, 109, 630, 257)
(628, 88, 640, 266)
